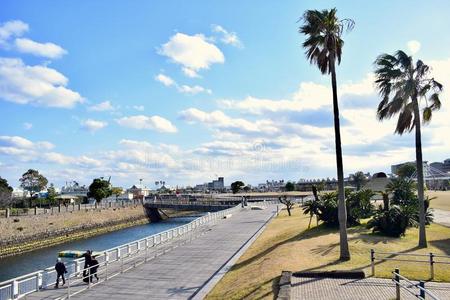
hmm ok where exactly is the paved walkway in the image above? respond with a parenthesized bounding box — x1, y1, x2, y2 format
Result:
(433, 208, 450, 227)
(27, 205, 275, 300)
(290, 276, 450, 299)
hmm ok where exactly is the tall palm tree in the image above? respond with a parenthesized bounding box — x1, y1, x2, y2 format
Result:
(299, 8, 354, 260)
(374, 50, 443, 247)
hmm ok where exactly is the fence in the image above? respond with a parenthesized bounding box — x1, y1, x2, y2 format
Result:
(392, 268, 440, 300)
(0, 204, 241, 300)
(370, 249, 450, 279)
(1, 200, 145, 218)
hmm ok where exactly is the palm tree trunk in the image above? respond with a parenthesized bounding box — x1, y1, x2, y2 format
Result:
(330, 56, 350, 260)
(413, 96, 427, 247)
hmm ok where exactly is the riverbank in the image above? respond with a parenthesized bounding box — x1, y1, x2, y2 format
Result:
(0, 205, 195, 258)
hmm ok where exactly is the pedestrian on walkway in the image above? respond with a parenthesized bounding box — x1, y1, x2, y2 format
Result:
(90, 257, 99, 282)
(82, 250, 93, 283)
(54, 258, 67, 288)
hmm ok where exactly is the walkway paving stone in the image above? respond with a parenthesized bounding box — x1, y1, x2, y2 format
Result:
(290, 276, 450, 299)
(26, 205, 275, 300)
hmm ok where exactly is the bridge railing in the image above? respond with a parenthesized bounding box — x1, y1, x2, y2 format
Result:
(0, 205, 242, 300)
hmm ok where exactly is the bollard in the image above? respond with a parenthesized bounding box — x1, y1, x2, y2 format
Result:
(13, 280, 18, 298)
(394, 268, 400, 300)
(58, 205, 61, 213)
(78, 203, 81, 211)
(67, 275, 71, 298)
(429, 253, 435, 280)
(105, 252, 109, 281)
(6, 207, 10, 218)
(88, 268, 91, 289)
(419, 281, 425, 299)
(34, 206, 38, 215)
(371, 249, 375, 276)
(276, 205, 279, 216)
(35, 272, 40, 292)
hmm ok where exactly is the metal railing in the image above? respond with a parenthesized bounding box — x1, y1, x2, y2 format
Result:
(370, 249, 450, 279)
(392, 268, 440, 300)
(0, 205, 241, 300)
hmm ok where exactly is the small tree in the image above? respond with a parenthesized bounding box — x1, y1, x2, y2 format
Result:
(47, 183, 58, 206)
(285, 181, 295, 192)
(279, 195, 295, 216)
(350, 171, 367, 190)
(231, 181, 245, 194)
(111, 187, 123, 201)
(88, 178, 112, 203)
(395, 163, 416, 178)
(19, 169, 48, 207)
(0, 177, 13, 208)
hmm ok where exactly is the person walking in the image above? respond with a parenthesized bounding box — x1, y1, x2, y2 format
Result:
(82, 250, 92, 283)
(90, 257, 99, 282)
(54, 258, 67, 288)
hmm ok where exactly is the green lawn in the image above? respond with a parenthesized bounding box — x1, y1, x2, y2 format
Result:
(206, 207, 450, 300)
(428, 190, 450, 211)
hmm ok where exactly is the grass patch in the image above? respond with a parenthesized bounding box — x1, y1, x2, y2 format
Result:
(427, 191, 450, 211)
(206, 207, 450, 300)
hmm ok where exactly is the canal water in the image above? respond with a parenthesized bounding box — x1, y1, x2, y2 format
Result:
(0, 216, 200, 282)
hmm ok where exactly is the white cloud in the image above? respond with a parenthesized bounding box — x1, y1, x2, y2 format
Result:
(81, 119, 108, 132)
(155, 73, 212, 95)
(15, 38, 67, 59)
(178, 85, 212, 95)
(179, 108, 279, 135)
(407, 40, 421, 55)
(219, 73, 375, 115)
(88, 100, 115, 111)
(23, 122, 33, 130)
(159, 33, 224, 76)
(182, 67, 200, 78)
(155, 73, 175, 86)
(0, 135, 54, 150)
(211, 24, 242, 48)
(133, 105, 145, 111)
(0, 135, 34, 148)
(116, 115, 177, 133)
(0, 20, 28, 46)
(0, 58, 84, 108)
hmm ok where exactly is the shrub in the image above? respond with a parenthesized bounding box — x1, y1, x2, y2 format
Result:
(368, 178, 434, 237)
(367, 205, 411, 237)
(303, 188, 374, 227)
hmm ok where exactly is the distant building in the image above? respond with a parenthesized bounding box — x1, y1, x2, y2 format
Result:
(208, 177, 224, 190)
(61, 181, 88, 197)
(127, 185, 152, 200)
(430, 158, 450, 174)
(257, 180, 285, 192)
(194, 177, 225, 192)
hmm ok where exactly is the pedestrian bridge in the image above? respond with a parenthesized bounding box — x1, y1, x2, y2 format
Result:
(144, 200, 234, 212)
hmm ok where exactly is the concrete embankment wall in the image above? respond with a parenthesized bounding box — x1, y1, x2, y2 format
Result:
(0, 205, 185, 258)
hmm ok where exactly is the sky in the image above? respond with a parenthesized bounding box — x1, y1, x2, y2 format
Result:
(0, 0, 450, 189)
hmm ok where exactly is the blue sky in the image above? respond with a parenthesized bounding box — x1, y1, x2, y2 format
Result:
(1, 0, 449, 189)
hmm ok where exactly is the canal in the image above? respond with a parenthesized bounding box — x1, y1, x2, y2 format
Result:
(0, 216, 200, 282)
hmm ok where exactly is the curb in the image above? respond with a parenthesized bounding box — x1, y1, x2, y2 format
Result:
(277, 271, 292, 300)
